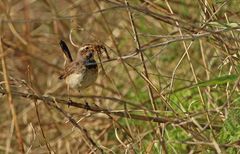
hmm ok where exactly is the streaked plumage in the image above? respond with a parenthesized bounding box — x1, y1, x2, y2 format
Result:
(60, 58, 98, 90)
(59, 40, 103, 91)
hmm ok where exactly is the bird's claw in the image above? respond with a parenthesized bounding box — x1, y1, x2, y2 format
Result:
(84, 101, 90, 110)
(67, 98, 73, 108)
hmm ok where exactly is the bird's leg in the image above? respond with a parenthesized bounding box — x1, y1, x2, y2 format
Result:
(67, 84, 72, 107)
(78, 90, 90, 110)
(67, 84, 69, 99)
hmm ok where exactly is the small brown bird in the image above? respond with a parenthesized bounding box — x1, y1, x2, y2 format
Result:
(59, 40, 106, 95)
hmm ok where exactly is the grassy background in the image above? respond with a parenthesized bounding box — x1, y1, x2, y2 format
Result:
(0, 0, 240, 153)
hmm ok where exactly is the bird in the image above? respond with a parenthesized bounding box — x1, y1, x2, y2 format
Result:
(58, 40, 106, 98)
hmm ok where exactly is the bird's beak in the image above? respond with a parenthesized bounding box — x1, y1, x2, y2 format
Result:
(86, 52, 94, 60)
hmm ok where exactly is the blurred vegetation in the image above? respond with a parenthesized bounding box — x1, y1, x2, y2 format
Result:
(0, 0, 240, 153)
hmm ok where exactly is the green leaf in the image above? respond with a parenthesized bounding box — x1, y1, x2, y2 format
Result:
(208, 22, 239, 28)
(192, 74, 238, 88)
(173, 74, 238, 93)
(227, 23, 239, 28)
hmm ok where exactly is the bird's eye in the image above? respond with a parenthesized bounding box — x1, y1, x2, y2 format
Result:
(86, 47, 89, 50)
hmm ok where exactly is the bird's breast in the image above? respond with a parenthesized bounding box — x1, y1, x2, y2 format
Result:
(65, 68, 98, 89)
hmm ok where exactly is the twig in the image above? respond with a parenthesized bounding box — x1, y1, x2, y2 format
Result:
(124, 2, 164, 148)
(0, 38, 25, 153)
(52, 102, 103, 153)
(0, 89, 182, 124)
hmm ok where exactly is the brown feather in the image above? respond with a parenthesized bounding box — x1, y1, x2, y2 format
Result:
(59, 61, 85, 80)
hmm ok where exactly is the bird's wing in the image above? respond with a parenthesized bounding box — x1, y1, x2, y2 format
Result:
(59, 62, 86, 80)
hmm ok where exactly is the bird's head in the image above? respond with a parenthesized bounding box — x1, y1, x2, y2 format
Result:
(77, 44, 108, 60)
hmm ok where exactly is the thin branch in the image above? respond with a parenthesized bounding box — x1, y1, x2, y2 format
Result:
(0, 38, 25, 153)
